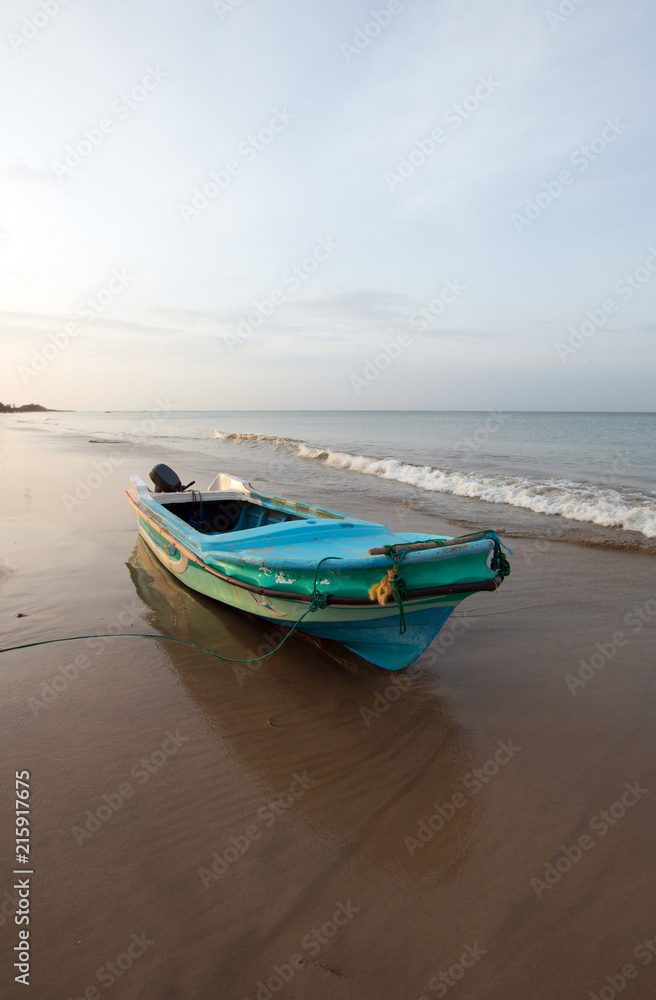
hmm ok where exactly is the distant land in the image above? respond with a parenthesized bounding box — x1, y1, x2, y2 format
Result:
(0, 402, 63, 413)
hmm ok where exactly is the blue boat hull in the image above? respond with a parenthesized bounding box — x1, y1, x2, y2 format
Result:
(297, 604, 456, 669)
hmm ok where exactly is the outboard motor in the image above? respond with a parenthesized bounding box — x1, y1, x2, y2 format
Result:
(149, 464, 195, 493)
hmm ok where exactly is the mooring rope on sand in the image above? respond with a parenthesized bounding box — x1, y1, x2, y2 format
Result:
(0, 556, 342, 664)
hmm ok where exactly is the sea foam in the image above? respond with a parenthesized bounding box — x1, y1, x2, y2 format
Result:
(215, 431, 656, 538)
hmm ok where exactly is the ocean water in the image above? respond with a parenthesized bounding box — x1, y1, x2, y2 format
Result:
(13, 410, 656, 545)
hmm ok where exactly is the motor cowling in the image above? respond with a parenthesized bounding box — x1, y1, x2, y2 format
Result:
(149, 463, 194, 493)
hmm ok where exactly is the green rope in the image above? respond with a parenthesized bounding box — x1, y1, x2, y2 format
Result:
(480, 531, 512, 579)
(0, 557, 343, 664)
(391, 575, 408, 634)
(0, 632, 302, 663)
(309, 554, 342, 609)
(490, 544, 511, 580)
(383, 545, 409, 635)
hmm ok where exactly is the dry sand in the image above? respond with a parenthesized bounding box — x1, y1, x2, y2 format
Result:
(0, 423, 655, 1000)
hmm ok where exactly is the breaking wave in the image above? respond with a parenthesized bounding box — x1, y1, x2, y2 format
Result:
(17, 415, 656, 538)
(215, 431, 656, 538)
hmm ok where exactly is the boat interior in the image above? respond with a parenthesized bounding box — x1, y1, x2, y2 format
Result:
(163, 497, 302, 535)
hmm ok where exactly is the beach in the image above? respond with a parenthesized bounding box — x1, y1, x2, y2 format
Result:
(1, 419, 655, 1000)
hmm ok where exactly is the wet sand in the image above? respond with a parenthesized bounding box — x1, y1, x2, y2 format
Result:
(1, 424, 655, 1000)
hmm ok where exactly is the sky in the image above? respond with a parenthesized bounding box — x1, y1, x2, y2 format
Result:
(0, 0, 655, 411)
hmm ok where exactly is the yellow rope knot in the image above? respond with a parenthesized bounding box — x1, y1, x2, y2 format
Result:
(369, 568, 398, 606)
(369, 545, 409, 633)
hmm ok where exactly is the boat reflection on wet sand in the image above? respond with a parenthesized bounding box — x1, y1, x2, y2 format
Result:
(126, 538, 486, 885)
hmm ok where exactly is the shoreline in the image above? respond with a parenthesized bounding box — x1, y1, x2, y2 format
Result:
(1, 422, 655, 1000)
(6, 415, 655, 555)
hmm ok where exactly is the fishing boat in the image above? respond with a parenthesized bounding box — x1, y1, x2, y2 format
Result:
(124, 464, 510, 670)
